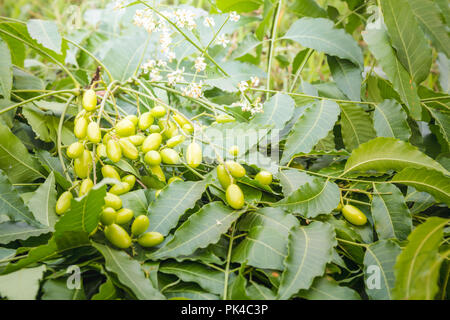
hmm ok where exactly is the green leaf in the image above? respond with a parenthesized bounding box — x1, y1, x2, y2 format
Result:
(0, 122, 44, 183)
(392, 217, 449, 300)
(371, 184, 412, 241)
(298, 276, 361, 300)
(228, 264, 251, 299)
(340, 103, 376, 151)
(428, 109, 450, 146)
(344, 137, 448, 175)
(148, 179, 209, 236)
(91, 277, 118, 300)
(281, 100, 340, 164)
(364, 240, 402, 300)
(26, 19, 62, 55)
(150, 202, 242, 260)
(41, 279, 86, 300)
(0, 41, 12, 100)
(121, 189, 151, 217)
(164, 283, 219, 300)
(92, 242, 165, 300)
(251, 93, 295, 130)
(238, 207, 299, 232)
(363, 28, 422, 119)
(277, 221, 336, 300)
(27, 172, 57, 230)
(275, 178, 340, 218)
(159, 261, 225, 295)
(277, 169, 315, 196)
(247, 281, 276, 300)
(283, 17, 363, 67)
(408, 0, 450, 57)
(327, 56, 362, 101)
(216, 0, 263, 13)
(35, 150, 71, 189)
(0, 221, 50, 245)
(0, 265, 46, 300)
(291, 0, 327, 18)
(392, 168, 450, 206)
(373, 99, 411, 141)
(380, 0, 432, 84)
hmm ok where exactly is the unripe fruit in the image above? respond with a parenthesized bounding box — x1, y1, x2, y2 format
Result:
(116, 208, 134, 225)
(226, 184, 245, 209)
(82, 89, 97, 111)
(149, 125, 161, 133)
(131, 215, 150, 236)
(125, 115, 139, 126)
(87, 122, 102, 143)
(172, 113, 189, 127)
(79, 178, 94, 196)
(138, 112, 154, 130)
(55, 191, 73, 215)
(182, 123, 194, 134)
(217, 164, 234, 189)
(103, 132, 112, 144)
(122, 175, 136, 189)
(128, 134, 145, 146)
(216, 114, 235, 123)
(341, 205, 367, 226)
(66, 141, 84, 159)
(109, 182, 131, 195)
(106, 139, 122, 163)
(74, 149, 92, 179)
(144, 150, 162, 166)
(168, 176, 183, 184)
(74, 116, 88, 139)
(104, 224, 131, 249)
(255, 171, 273, 185)
(138, 232, 164, 247)
(101, 165, 121, 182)
(186, 142, 202, 168)
(142, 133, 162, 153)
(104, 192, 122, 210)
(151, 105, 166, 118)
(166, 135, 185, 148)
(228, 145, 239, 157)
(159, 119, 178, 139)
(160, 148, 180, 165)
(100, 207, 117, 226)
(150, 165, 166, 182)
(115, 118, 135, 137)
(96, 144, 107, 158)
(225, 160, 246, 178)
(119, 138, 139, 160)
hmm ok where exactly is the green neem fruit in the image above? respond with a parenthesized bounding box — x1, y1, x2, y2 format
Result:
(122, 175, 136, 189)
(225, 160, 246, 178)
(119, 138, 139, 160)
(217, 164, 234, 189)
(255, 170, 272, 185)
(101, 165, 121, 182)
(96, 144, 107, 158)
(144, 150, 161, 166)
(74, 115, 88, 139)
(216, 114, 235, 123)
(158, 119, 178, 139)
(149, 125, 161, 133)
(125, 115, 139, 126)
(115, 118, 135, 137)
(66, 141, 84, 159)
(138, 112, 154, 130)
(150, 105, 166, 118)
(166, 135, 185, 148)
(109, 181, 131, 195)
(100, 207, 117, 226)
(55, 191, 73, 215)
(186, 142, 202, 168)
(116, 208, 134, 225)
(160, 148, 180, 165)
(87, 122, 102, 143)
(128, 134, 145, 146)
(104, 192, 122, 210)
(228, 145, 239, 157)
(104, 224, 131, 249)
(82, 89, 97, 111)
(131, 215, 150, 236)
(168, 176, 183, 184)
(182, 123, 194, 134)
(79, 178, 94, 196)
(74, 149, 92, 179)
(106, 139, 122, 163)
(142, 133, 162, 153)
(226, 184, 245, 209)
(102, 132, 112, 144)
(172, 113, 189, 127)
(150, 165, 166, 182)
(341, 205, 367, 226)
(138, 232, 164, 247)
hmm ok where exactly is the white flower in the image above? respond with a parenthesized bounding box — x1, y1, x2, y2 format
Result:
(133, 9, 158, 34)
(216, 34, 230, 48)
(194, 56, 206, 72)
(113, 0, 126, 11)
(174, 9, 197, 30)
(183, 81, 204, 98)
(251, 97, 264, 114)
(166, 51, 176, 62)
(250, 76, 260, 87)
(237, 81, 249, 92)
(141, 59, 156, 73)
(230, 12, 240, 22)
(157, 60, 167, 68)
(150, 69, 162, 82)
(203, 16, 215, 28)
(168, 68, 185, 86)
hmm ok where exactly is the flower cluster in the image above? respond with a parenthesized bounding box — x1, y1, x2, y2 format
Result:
(182, 81, 204, 98)
(232, 76, 263, 114)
